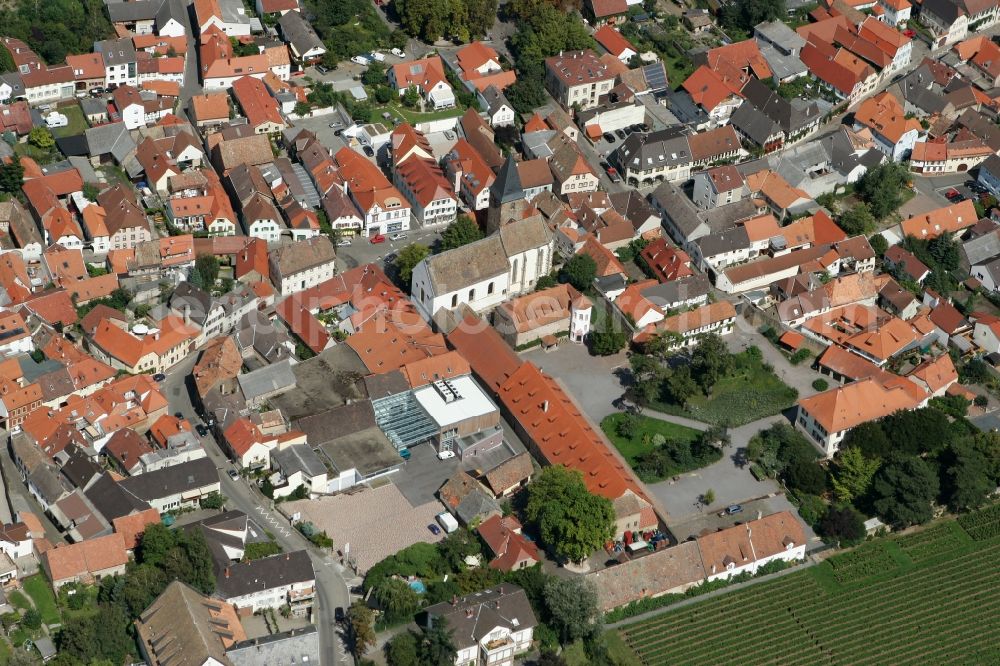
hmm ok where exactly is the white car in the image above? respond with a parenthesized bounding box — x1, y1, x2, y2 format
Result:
(370, 51, 386, 62)
(389, 232, 407, 241)
(351, 55, 370, 66)
(390, 48, 405, 58)
(337, 238, 352, 246)
(437, 450, 456, 460)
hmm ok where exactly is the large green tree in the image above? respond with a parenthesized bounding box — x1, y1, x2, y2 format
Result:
(818, 505, 866, 546)
(842, 421, 892, 459)
(691, 334, 734, 394)
(385, 631, 421, 666)
(393, 243, 431, 290)
(346, 601, 376, 659)
(543, 577, 600, 643)
(524, 466, 614, 563)
(374, 577, 421, 622)
(590, 318, 627, 356)
(560, 254, 597, 291)
(838, 203, 875, 235)
(855, 161, 909, 219)
(720, 0, 786, 34)
(870, 454, 940, 528)
(831, 446, 882, 502)
(942, 441, 992, 511)
(0, 155, 23, 194)
(420, 617, 458, 666)
(439, 215, 484, 251)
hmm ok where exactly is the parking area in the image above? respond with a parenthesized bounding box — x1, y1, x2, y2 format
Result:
(292, 113, 352, 154)
(935, 180, 989, 206)
(391, 436, 524, 507)
(281, 484, 445, 573)
(336, 227, 444, 271)
(666, 494, 819, 546)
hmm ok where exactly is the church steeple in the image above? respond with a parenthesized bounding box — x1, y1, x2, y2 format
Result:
(491, 153, 524, 205)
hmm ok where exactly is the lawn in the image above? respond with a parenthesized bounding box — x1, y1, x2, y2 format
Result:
(617, 509, 1000, 665)
(369, 101, 466, 125)
(601, 413, 706, 482)
(51, 103, 89, 138)
(8, 589, 31, 611)
(22, 575, 60, 625)
(647, 352, 798, 426)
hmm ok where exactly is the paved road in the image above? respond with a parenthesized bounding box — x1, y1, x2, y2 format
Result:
(162, 355, 351, 666)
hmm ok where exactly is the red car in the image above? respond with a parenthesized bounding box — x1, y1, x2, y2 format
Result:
(370, 234, 386, 244)
(945, 188, 960, 198)
(903, 29, 916, 38)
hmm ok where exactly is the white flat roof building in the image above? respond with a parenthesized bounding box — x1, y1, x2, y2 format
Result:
(413, 376, 497, 429)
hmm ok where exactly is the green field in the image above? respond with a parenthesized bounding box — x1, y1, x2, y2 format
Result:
(648, 352, 798, 426)
(22, 574, 60, 625)
(617, 507, 1000, 665)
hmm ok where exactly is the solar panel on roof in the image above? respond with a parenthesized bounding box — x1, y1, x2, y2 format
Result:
(642, 62, 668, 92)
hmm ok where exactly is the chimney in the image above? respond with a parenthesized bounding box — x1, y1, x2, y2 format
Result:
(757, 510, 762, 521)
(225, 567, 230, 578)
(541, 400, 549, 413)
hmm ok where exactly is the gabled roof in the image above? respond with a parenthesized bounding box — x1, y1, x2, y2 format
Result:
(900, 200, 977, 239)
(797, 376, 924, 433)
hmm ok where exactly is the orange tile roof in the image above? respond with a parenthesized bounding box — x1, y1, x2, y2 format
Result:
(149, 413, 192, 447)
(900, 200, 977, 239)
(91, 315, 198, 368)
(497, 362, 646, 502)
(389, 56, 449, 96)
(66, 53, 105, 81)
(798, 375, 924, 434)
(477, 514, 540, 571)
(190, 92, 231, 122)
(594, 26, 637, 58)
(854, 92, 922, 144)
(640, 238, 694, 283)
(682, 64, 747, 112)
(231, 75, 283, 129)
(401, 350, 471, 388)
(21, 290, 77, 327)
(42, 533, 128, 583)
(908, 353, 957, 393)
(800, 41, 874, 96)
(578, 233, 627, 277)
(705, 39, 773, 79)
(446, 314, 523, 392)
(112, 508, 160, 550)
(495, 283, 580, 334)
(334, 147, 408, 213)
(845, 315, 919, 362)
(697, 511, 804, 573)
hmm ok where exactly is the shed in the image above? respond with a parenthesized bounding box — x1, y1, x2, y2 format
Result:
(779, 330, 805, 352)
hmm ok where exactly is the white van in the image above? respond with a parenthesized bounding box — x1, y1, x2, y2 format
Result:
(436, 512, 459, 534)
(370, 51, 386, 62)
(351, 55, 370, 66)
(44, 112, 69, 128)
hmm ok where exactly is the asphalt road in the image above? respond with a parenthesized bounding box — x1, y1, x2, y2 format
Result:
(161, 355, 351, 666)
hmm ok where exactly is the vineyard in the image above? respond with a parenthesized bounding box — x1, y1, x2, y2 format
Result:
(618, 511, 1000, 665)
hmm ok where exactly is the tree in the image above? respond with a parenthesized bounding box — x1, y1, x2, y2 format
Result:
(870, 454, 940, 528)
(942, 440, 992, 511)
(293, 101, 312, 116)
(842, 421, 892, 459)
(721, 0, 786, 33)
(691, 334, 734, 394)
(392, 243, 431, 289)
(385, 631, 421, 666)
(524, 466, 615, 563)
(199, 492, 226, 509)
(537, 653, 569, 666)
(831, 446, 881, 502)
(927, 232, 960, 272)
(439, 215, 483, 251)
(616, 412, 639, 438)
(22, 608, 41, 630)
(506, 78, 548, 114)
(785, 457, 827, 495)
(420, 617, 457, 666)
(193, 253, 220, 289)
(28, 127, 54, 149)
(374, 578, 420, 621)
(535, 274, 558, 291)
(960, 358, 992, 385)
(361, 61, 386, 86)
(880, 407, 956, 456)
(543, 577, 600, 643)
(869, 233, 888, 256)
(590, 318, 627, 356)
(855, 161, 908, 219)
(838, 202, 875, 235)
(665, 365, 699, 406)
(560, 253, 597, 291)
(346, 601, 376, 659)
(436, 529, 481, 571)
(402, 84, 421, 108)
(818, 505, 866, 546)
(701, 488, 715, 506)
(0, 155, 24, 194)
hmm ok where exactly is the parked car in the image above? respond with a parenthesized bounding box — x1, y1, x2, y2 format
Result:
(622, 126, 634, 135)
(328, 120, 344, 129)
(195, 424, 209, 437)
(351, 55, 370, 66)
(152, 373, 166, 382)
(227, 469, 240, 481)
(724, 504, 743, 515)
(630, 124, 645, 133)
(603, 132, 616, 143)
(606, 166, 621, 183)
(389, 232, 407, 241)
(337, 238, 352, 246)
(89, 87, 105, 96)
(903, 29, 916, 38)
(316, 64, 330, 74)
(362, 145, 375, 157)
(428, 523, 441, 535)
(399, 447, 411, 460)
(334, 607, 346, 623)
(437, 450, 456, 460)
(370, 234, 386, 244)
(390, 48, 406, 58)
(174, 412, 183, 419)
(615, 129, 627, 140)
(383, 252, 397, 263)
(444, 130, 455, 140)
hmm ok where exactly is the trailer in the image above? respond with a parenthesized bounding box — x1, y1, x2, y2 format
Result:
(436, 512, 459, 534)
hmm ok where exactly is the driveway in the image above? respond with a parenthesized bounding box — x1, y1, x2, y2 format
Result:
(521, 342, 628, 425)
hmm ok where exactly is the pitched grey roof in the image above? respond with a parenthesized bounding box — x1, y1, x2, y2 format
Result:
(612, 126, 691, 173)
(481, 85, 512, 117)
(425, 235, 509, 293)
(425, 585, 537, 649)
(278, 10, 324, 57)
(119, 458, 219, 503)
(498, 214, 551, 257)
(228, 627, 321, 666)
(272, 444, 327, 479)
(731, 103, 780, 147)
(155, 0, 187, 29)
(491, 153, 524, 204)
(106, 0, 159, 22)
(86, 122, 137, 163)
(216, 550, 314, 600)
(640, 274, 711, 306)
(741, 78, 820, 135)
(94, 38, 137, 67)
(650, 181, 704, 240)
(237, 359, 296, 402)
(695, 225, 751, 258)
(170, 283, 213, 326)
(963, 229, 1000, 266)
(754, 21, 805, 54)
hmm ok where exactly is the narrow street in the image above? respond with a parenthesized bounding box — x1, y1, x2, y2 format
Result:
(161, 355, 351, 666)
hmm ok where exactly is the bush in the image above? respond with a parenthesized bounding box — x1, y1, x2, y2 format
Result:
(793, 493, 827, 527)
(975, 394, 989, 407)
(812, 378, 829, 392)
(789, 348, 812, 365)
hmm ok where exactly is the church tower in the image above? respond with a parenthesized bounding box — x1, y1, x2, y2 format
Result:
(486, 154, 528, 234)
